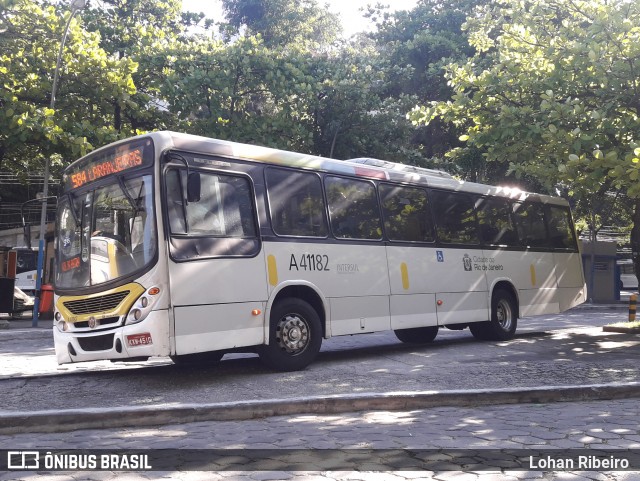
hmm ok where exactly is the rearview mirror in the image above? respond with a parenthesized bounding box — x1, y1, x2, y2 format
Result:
(23, 223, 31, 249)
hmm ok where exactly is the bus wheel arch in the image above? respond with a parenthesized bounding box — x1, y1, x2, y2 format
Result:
(260, 284, 327, 371)
(491, 281, 519, 318)
(470, 282, 519, 341)
(267, 284, 328, 338)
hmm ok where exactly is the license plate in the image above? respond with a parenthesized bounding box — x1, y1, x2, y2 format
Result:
(127, 333, 152, 347)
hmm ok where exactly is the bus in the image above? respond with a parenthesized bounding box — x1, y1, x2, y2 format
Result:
(53, 131, 586, 371)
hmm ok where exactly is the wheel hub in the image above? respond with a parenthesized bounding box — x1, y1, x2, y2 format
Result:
(497, 300, 512, 329)
(276, 314, 310, 354)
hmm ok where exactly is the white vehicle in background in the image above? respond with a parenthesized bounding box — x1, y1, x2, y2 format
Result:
(13, 287, 35, 313)
(13, 247, 38, 297)
(618, 260, 638, 290)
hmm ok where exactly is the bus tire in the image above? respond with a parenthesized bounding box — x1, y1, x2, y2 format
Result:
(394, 326, 438, 343)
(470, 289, 518, 341)
(259, 298, 322, 372)
(171, 351, 224, 366)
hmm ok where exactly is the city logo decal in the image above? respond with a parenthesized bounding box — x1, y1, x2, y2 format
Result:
(463, 254, 473, 272)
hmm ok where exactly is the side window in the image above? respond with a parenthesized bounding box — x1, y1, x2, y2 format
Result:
(164, 168, 259, 260)
(379, 184, 435, 242)
(430, 190, 479, 244)
(513, 202, 548, 248)
(546, 205, 578, 250)
(166, 169, 256, 238)
(266, 168, 328, 237)
(477, 198, 519, 247)
(325, 176, 382, 240)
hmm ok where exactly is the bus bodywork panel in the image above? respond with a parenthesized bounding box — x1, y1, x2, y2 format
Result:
(54, 308, 171, 364)
(169, 253, 269, 355)
(264, 242, 391, 337)
(387, 246, 490, 326)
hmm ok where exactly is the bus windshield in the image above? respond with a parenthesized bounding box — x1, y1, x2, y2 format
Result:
(55, 174, 156, 289)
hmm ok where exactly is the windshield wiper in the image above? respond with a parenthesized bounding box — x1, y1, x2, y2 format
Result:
(129, 180, 146, 237)
(118, 176, 137, 210)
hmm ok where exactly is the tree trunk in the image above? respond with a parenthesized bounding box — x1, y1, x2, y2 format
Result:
(114, 102, 122, 132)
(631, 199, 640, 288)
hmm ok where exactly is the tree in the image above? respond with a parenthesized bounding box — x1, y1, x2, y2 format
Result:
(81, 0, 188, 133)
(157, 35, 319, 151)
(220, 0, 341, 49)
(0, 0, 137, 189)
(368, 0, 485, 170)
(309, 39, 419, 161)
(410, 0, 640, 278)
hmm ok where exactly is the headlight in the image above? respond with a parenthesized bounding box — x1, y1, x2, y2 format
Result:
(126, 287, 161, 325)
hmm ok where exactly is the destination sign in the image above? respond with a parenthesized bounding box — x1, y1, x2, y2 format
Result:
(63, 139, 153, 191)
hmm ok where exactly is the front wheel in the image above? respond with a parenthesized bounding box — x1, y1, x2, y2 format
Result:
(470, 289, 518, 341)
(394, 326, 439, 343)
(259, 298, 322, 371)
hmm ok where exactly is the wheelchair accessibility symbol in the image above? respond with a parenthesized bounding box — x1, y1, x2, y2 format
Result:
(436, 251, 444, 263)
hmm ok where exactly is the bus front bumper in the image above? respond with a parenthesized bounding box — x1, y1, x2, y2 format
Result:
(53, 310, 171, 365)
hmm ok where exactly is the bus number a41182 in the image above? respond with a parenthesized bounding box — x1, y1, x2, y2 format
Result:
(289, 253, 330, 272)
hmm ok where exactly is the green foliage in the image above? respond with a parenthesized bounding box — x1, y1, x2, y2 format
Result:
(0, 0, 137, 181)
(410, 0, 640, 202)
(157, 35, 318, 150)
(220, 0, 341, 49)
(0, 0, 483, 212)
(365, 0, 486, 170)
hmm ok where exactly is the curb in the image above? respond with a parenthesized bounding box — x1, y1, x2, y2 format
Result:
(1, 382, 639, 435)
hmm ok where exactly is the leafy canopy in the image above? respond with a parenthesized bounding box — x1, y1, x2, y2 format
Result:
(410, 0, 640, 201)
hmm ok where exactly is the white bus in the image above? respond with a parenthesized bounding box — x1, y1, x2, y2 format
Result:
(53, 131, 586, 370)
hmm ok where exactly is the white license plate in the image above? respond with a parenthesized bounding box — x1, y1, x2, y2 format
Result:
(126, 333, 152, 347)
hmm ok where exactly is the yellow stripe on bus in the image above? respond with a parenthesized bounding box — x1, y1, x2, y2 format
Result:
(530, 264, 537, 286)
(267, 255, 278, 286)
(401, 262, 410, 290)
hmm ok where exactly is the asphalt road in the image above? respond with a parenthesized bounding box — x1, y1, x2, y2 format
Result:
(1, 306, 637, 414)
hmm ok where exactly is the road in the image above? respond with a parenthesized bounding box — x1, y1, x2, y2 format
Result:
(1, 307, 637, 413)
(0, 306, 638, 480)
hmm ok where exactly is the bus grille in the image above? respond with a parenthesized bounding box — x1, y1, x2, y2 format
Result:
(78, 334, 115, 351)
(63, 291, 130, 315)
(74, 316, 120, 329)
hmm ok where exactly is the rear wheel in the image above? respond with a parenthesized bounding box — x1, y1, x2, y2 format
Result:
(259, 298, 322, 371)
(394, 326, 439, 343)
(470, 289, 518, 341)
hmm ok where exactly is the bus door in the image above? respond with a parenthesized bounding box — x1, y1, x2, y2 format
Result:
(510, 202, 560, 316)
(430, 191, 489, 326)
(379, 184, 438, 331)
(163, 168, 267, 355)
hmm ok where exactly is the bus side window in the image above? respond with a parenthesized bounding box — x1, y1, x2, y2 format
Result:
(265, 168, 328, 237)
(165, 169, 187, 233)
(379, 184, 435, 243)
(430, 190, 480, 245)
(546, 205, 578, 250)
(513, 202, 548, 248)
(325, 176, 382, 240)
(477, 198, 519, 247)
